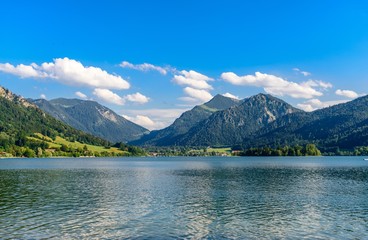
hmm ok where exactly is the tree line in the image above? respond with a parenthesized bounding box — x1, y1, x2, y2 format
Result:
(235, 144, 322, 156)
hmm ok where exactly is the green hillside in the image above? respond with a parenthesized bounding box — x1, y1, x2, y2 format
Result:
(32, 98, 148, 143)
(0, 87, 145, 157)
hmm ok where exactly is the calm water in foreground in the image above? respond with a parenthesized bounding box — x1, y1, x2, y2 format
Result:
(0, 157, 368, 239)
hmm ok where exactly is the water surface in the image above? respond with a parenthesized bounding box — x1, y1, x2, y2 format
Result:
(1, 157, 367, 239)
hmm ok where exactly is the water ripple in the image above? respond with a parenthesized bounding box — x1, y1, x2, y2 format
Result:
(0, 157, 368, 239)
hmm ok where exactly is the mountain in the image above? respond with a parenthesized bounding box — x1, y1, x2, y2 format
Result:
(32, 98, 148, 143)
(0, 86, 109, 147)
(132, 92, 368, 153)
(131, 94, 241, 146)
(176, 93, 302, 146)
(249, 95, 368, 151)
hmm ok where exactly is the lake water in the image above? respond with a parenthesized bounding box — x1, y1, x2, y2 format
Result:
(0, 157, 368, 239)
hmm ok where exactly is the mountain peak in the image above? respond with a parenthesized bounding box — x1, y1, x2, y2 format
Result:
(173, 93, 303, 146)
(256, 92, 269, 97)
(204, 93, 240, 109)
(213, 93, 240, 100)
(251, 93, 273, 100)
(213, 93, 229, 99)
(0, 86, 37, 108)
(131, 93, 242, 146)
(246, 93, 296, 107)
(32, 97, 148, 143)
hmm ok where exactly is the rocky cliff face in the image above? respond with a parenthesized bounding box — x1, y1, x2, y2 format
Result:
(0, 86, 36, 108)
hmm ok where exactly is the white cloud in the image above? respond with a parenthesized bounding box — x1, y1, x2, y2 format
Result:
(124, 108, 188, 119)
(123, 115, 156, 130)
(297, 98, 349, 112)
(293, 68, 311, 76)
(221, 71, 323, 99)
(301, 71, 310, 76)
(222, 92, 240, 100)
(0, 58, 130, 90)
(41, 58, 130, 89)
(120, 61, 169, 75)
(93, 89, 150, 106)
(40, 94, 47, 99)
(303, 80, 332, 90)
(75, 91, 87, 99)
(172, 70, 214, 105)
(0, 63, 48, 78)
(124, 92, 150, 104)
(121, 108, 189, 130)
(335, 89, 359, 99)
(173, 70, 213, 90)
(93, 88, 125, 105)
(183, 87, 213, 103)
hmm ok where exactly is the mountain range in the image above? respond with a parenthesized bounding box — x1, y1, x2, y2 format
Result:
(0, 86, 109, 147)
(132, 93, 302, 147)
(132, 93, 368, 153)
(1, 84, 367, 155)
(250, 95, 368, 152)
(0, 86, 147, 157)
(32, 98, 148, 143)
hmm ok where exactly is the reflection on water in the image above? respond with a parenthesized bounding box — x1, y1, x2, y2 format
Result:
(0, 157, 368, 239)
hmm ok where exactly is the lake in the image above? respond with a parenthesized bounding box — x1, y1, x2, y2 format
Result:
(1, 156, 368, 239)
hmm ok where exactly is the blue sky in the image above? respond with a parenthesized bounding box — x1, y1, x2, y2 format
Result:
(1, 0, 368, 129)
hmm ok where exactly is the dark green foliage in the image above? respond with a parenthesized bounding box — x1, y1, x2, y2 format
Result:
(23, 148, 36, 158)
(238, 144, 321, 156)
(353, 146, 368, 156)
(127, 146, 146, 156)
(143, 146, 228, 157)
(113, 142, 146, 156)
(32, 98, 148, 143)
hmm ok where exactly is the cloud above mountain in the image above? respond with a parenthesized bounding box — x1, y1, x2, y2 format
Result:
(303, 80, 332, 90)
(297, 98, 349, 111)
(335, 89, 361, 99)
(75, 91, 88, 99)
(173, 70, 213, 90)
(172, 70, 214, 104)
(221, 71, 325, 99)
(120, 61, 170, 75)
(122, 115, 156, 130)
(124, 92, 150, 104)
(93, 88, 150, 106)
(0, 63, 48, 78)
(0, 58, 130, 90)
(222, 92, 240, 100)
(122, 108, 189, 130)
(181, 87, 213, 102)
(93, 88, 125, 105)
